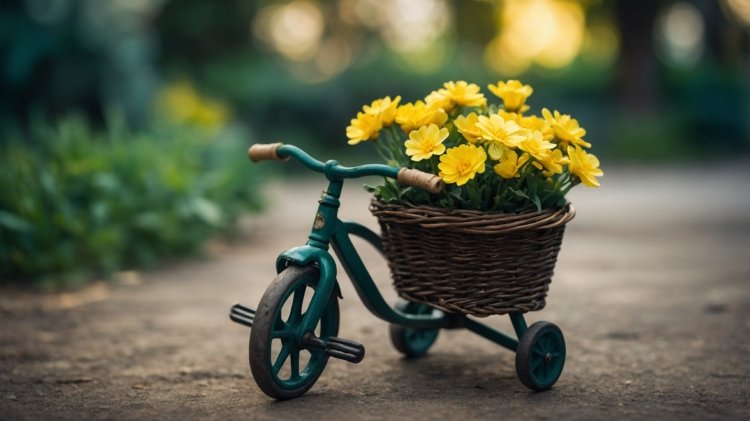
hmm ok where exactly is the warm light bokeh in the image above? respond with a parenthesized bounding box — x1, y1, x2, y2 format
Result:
(252, 0, 325, 62)
(484, 0, 588, 75)
(723, 0, 750, 26)
(251, 0, 624, 80)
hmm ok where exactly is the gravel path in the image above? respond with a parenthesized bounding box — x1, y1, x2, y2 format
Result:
(2, 164, 749, 420)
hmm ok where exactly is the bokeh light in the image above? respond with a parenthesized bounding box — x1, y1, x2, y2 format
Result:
(338, 0, 452, 73)
(580, 21, 620, 67)
(723, 0, 750, 26)
(485, 0, 586, 75)
(253, 0, 325, 62)
(656, 2, 705, 67)
(377, 0, 451, 55)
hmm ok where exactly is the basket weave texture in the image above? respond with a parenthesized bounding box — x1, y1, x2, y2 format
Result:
(370, 200, 576, 317)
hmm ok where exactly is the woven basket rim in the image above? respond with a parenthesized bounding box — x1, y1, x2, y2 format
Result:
(370, 198, 576, 234)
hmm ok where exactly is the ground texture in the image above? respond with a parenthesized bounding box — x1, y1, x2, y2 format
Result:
(2, 164, 749, 420)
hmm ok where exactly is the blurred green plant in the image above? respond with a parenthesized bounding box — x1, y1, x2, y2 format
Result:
(0, 113, 264, 288)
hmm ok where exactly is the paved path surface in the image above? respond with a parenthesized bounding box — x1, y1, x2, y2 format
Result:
(2, 164, 750, 420)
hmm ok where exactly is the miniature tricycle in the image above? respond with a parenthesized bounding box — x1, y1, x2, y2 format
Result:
(229, 143, 566, 400)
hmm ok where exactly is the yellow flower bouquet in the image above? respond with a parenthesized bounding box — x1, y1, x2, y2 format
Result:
(348, 80, 602, 212)
(350, 80, 601, 316)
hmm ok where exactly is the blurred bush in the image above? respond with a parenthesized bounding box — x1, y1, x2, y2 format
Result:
(0, 113, 264, 288)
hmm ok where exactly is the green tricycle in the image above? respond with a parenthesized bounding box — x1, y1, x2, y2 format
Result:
(229, 143, 566, 400)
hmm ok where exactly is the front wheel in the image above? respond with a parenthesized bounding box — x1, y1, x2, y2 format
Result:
(389, 299, 440, 358)
(515, 321, 566, 391)
(249, 265, 340, 400)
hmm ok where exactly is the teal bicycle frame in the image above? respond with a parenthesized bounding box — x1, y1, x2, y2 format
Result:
(272, 145, 527, 351)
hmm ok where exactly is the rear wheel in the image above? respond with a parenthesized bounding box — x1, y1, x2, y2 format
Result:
(389, 300, 440, 358)
(249, 265, 339, 399)
(515, 321, 566, 391)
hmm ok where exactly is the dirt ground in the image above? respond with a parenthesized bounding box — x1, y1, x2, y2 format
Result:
(2, 164, 750, 420)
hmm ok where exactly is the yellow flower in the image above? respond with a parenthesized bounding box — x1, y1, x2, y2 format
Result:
(497, 110, 522, 123)
(493, 149, 529, 179)
(518, 114, 554, 141)
(517, 130, 556, 162)
(567, 146, 603, 187)
(497, 110, 556, 141)
(476, 114, 530, 160)
(538, 148, 567, 175)
(426, 81, 487, 112)
(425, 90, 453, 111)
(438, 144, 487, 186)
(363, 95, 401, 126)
(404, 124, 448, 162)
(453, 112, 482, 144)
(542, 108, 591, 148)
(346, 111, 383, 145)
(395, 101, 448, 133)
(488, 80, 533, 113)
(156, 80, 230, 129)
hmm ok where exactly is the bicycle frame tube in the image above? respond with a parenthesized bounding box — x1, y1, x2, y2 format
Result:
(275, 178, 451, 331)
(332, 225, 456, 329)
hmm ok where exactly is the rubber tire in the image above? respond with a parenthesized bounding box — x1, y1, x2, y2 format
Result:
(389, 299, 440, 358)
(515, 321, 566, 391)
(249, 265, 339, 400)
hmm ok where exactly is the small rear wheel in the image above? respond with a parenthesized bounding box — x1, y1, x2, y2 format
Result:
(389, 299, 440, 358)
(515, 321, 566, 391)
(249, 265, 339, 400)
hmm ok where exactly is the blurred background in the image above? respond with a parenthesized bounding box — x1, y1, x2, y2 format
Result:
(1, 0, 749, 287)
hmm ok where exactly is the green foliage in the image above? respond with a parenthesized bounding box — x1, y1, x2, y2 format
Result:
(0, 115, 264, 287)
(368, 168, 570, 214)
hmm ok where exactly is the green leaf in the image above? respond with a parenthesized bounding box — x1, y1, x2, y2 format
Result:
(191, 197, 223, 226)
(508, 187, 529, 199)
(0, 210, 34, 232)
(531, 195, 542, 212)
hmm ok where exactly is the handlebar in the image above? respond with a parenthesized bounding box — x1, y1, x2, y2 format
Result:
(248, 143, 443, 194)
(248, 142, 288, 162)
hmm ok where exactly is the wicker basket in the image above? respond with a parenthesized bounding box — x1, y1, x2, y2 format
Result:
(370, 199, 576, 317)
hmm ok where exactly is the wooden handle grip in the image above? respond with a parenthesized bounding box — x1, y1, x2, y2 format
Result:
(248, 143, 287, 162)
(397, 168, 443, 194)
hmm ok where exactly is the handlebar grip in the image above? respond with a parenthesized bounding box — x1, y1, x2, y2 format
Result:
(248, 143, 288, 162)
(397, 168, 443, 194)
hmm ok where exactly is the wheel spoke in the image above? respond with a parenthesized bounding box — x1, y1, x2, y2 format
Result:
(542, 335, 552, 352)
(272, 317, 289, 338)
(288, 288, 306, 323)
(530, 357, 544, 371)
(273, 344, 291, 374)
(290, 347, 300, 380)
(532, 360, 546, 377)
(271, 328, 290, 339)
(274, 316, 287, 332)
(532, 347, 546, 358)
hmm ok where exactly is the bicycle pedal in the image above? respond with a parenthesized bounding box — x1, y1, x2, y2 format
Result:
(229, 303, 256, 328)
(302, 334, 365, 364)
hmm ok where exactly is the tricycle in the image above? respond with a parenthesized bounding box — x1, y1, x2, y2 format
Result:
(229, 143, 566, 400)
